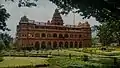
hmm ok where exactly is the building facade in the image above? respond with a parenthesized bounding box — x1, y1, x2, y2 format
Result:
(16, 9, 91, 50)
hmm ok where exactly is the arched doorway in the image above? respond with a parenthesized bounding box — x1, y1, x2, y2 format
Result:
(53, 41, 57, 49)
(75, 42, 78, 48)
(59, 42, 63, 48)
(41, 41, 46, 49)
(65, 41, 68, 48)
(35, 41, 40, 50)
(70, 42, 73, 48)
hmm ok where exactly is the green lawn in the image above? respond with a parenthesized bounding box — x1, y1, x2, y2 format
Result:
(0, 57, 48, 67)
(1, 47, 120, 68)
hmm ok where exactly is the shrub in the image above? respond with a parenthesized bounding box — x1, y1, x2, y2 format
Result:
(81, 55, 89, 61)
(48, 55, 52, 58)
(0, 57, 4, 62)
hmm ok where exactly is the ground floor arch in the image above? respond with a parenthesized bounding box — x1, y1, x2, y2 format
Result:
(70, 42, 73, 48)
(41, 41, 46, 49)
(74, 42, 78, 48)
(59, 42, 63, 48)
(47, 41, 52, 49)
(53, 41, 57, 49)
(65, 41, 69, 48)
(79, 42, 82, 48)
(35, 41, 40, 50)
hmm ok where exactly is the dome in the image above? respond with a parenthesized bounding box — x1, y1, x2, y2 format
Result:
(20, 15, 29, 22)
(84, 21, 90, 26)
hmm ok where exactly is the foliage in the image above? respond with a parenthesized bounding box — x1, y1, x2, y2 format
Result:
(0, 57, 3, 62)
(91, 37, 99, 47)
(93, 21, 120, 46)
(49, 0, 120, 23)
(0, 4, 10, 31)
(0, 40, 5, 51)
(81, 54, 89, 61)
(0, 33, 13, 49)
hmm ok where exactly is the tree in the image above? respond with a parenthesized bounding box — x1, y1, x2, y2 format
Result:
(92, 21, 120, 46)
(0, 5, 10, 31)
(0, 40, 5, 51)
(91, 37, 99, 47)
(48, 0, 120, 22)
(0, 33, 13, 49)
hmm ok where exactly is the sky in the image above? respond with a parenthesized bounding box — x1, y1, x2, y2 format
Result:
(0, 0, 99, 38)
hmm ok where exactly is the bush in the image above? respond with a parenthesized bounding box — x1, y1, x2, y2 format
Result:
(81, 55, 89, 61)
(0, 57, 4, 62)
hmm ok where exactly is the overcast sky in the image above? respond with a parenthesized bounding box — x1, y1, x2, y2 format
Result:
(1, 0, 99, 38)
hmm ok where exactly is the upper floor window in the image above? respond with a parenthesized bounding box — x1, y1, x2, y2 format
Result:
(64, 34, 69, 38)
(70, 34, 73, 38)
(74, 34, 77, 38)
(59, 34, 63, 38)
(47, 34, 51, 37)
(79, 35, 82, 38)
(41, 33, 46, 37)
(53, 33, 57, 37)
(35, 33, 40, 37)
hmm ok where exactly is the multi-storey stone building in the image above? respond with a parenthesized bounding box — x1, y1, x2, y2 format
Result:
(16, 9, 91, 50)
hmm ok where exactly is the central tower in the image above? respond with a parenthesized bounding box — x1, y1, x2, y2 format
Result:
(51, 9, 64, 25)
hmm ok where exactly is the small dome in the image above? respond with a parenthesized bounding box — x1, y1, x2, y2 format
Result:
(20, 15, 29, 22)
(47, 20, 50, 24)
(85, 21, 89, 24)
(84, 21, 90, 27)
(78, 22, 82, 26)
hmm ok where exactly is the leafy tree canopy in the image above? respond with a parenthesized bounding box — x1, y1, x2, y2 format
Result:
(49, 0, 120, 22)
(0, 5, 10, 31)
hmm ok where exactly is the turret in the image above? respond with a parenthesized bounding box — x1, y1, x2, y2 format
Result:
(51, 9, 64, 25)
(19, 15, 29, 23)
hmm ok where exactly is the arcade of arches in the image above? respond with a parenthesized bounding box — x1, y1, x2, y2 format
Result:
(33, 41, 83, 49)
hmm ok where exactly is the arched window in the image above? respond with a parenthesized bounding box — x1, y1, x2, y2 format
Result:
(64, 34, 69, 38)
(35, 33, 40, 37)
(41, 33, 46, 37)
(53, 33, 57, 37)
(41, 41, 46, 49)
(70, 34, 73, 38)
(59, 42, 63, 48)
(59, 34, 63, 38)
(75, 42, 78, 48)
(65, 41, 68, 48)
(53, 41, 57, 49)
(47, 34, 51, 37)
(70, 42, 73, 48)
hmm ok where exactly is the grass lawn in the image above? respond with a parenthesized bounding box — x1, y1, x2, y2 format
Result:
(0, 57, 48, 68)
(1, 47, 120, 68)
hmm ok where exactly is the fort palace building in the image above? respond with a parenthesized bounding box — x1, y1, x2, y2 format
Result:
(16, 9, 91, 50)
